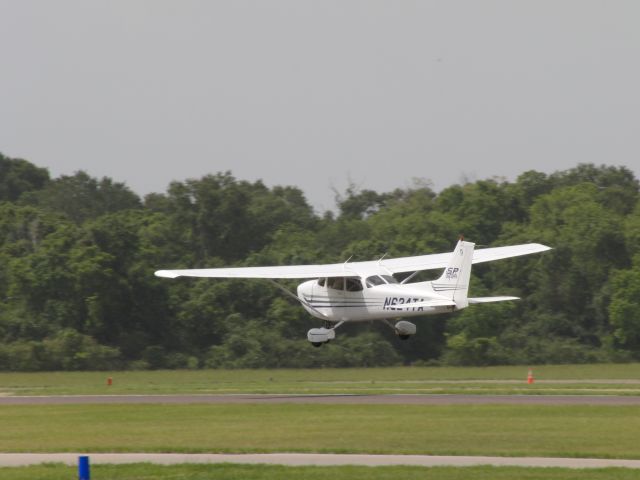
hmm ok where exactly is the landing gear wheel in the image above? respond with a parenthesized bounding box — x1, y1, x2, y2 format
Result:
(398, 334, 410, 340)
(308, 321, 342, 347)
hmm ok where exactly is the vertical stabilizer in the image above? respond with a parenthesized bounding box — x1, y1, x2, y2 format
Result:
(431, 240, 475, 309)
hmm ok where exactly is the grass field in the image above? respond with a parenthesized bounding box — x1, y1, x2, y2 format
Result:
(1, 403, 640, 458)
(3, 364, 640, 477)
(2, 364, 640, 396)
(3, 464, 640, 480)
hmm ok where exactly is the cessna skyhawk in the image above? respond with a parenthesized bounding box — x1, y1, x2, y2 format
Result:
(155, 239, 550, 347)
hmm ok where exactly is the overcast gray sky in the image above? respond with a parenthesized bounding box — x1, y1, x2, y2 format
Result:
(1, 1, 639, 211)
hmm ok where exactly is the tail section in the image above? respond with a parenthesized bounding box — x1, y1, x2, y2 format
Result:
(431, 240, 475, 309)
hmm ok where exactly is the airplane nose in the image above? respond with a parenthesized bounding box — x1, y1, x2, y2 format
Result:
(297, 280, 312, 298)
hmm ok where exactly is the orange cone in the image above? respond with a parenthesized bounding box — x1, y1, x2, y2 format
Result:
(527, 369, 534, 384)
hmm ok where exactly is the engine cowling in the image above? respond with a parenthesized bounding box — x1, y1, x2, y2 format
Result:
(307, 327, 336, 346)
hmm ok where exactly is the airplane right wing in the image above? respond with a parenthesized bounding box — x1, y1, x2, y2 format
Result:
(380, 243, 551, 274)
(155, 243, 551, 280)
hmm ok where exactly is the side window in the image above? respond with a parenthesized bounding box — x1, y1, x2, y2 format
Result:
(381, 275, 398, 284)
(345, 277, 363, 292)
(327, 277, 345, 290)
(318, 278, 326, 287)
(365, 275, 385, 288)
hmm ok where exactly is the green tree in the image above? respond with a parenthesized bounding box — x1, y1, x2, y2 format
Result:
(550, 164, 639, 215)
(3, 157, 640, 370)
(0, 153, 50, 202)
(21, 171, 141, 223)
(151, 174, 316, 264)
(609, 267, 640, 355)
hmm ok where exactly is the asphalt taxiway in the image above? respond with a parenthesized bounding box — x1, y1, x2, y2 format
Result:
(2, 453, 640, 469)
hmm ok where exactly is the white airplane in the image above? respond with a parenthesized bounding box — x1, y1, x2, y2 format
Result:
(155, 239, 550, 347)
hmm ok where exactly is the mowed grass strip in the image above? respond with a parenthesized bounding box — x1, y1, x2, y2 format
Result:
(1, 404, 640, 458)
(3, 364, 640, 396)
(4, 464, 640, 480)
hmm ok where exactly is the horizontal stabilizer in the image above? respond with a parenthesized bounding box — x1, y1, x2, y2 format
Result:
(155, 270, 182, 279)
(468, 296, 520, 304)
(400, 299, 457, 309)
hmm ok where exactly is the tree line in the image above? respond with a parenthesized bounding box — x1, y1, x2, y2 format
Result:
(1, 151, 640, 370)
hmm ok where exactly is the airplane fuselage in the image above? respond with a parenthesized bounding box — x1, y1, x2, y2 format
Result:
(296, 278, 455, 322)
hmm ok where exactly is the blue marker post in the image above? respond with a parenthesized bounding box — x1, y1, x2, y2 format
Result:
(78, 455, 90, 480)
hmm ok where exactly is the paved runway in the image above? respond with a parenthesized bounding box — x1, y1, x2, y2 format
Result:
(2, 393, 640, 405)
(2, 453, 640, 469)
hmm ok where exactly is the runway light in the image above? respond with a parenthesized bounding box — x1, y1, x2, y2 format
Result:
(78, 455, 90, 480)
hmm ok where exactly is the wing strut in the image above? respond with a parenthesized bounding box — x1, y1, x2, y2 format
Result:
(267, 280, 328, 318)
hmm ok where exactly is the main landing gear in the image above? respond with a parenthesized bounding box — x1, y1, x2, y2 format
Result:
(307, 321, 344, 347)
(385, 319, 417, 340)
(307, 319, 418, 347)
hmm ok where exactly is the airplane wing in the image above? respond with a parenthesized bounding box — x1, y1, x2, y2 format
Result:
(155, 243, 550, 280)
(382, 243, 551, 274)
(155, 263, 364, 279)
